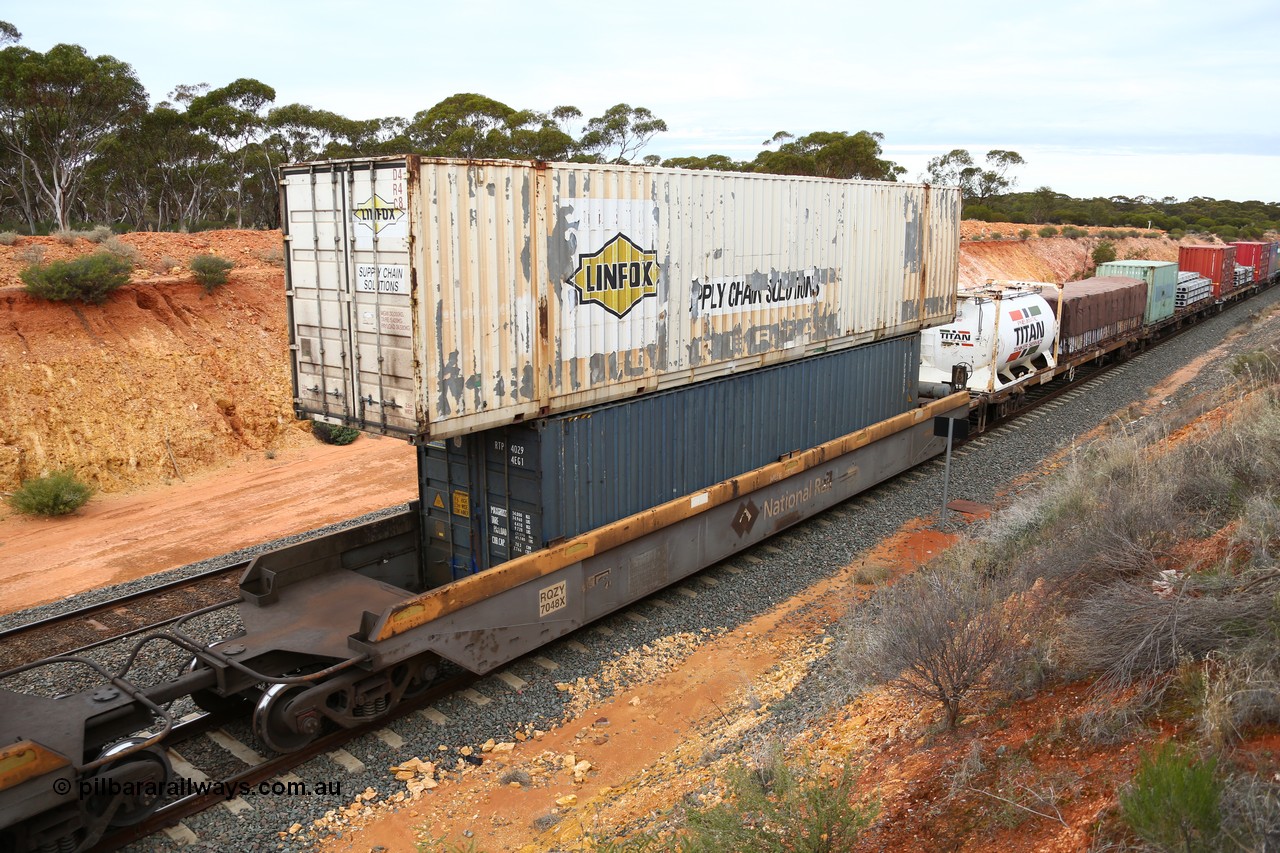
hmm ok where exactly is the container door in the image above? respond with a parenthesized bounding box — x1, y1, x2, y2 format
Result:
(283, 160, 417, 436)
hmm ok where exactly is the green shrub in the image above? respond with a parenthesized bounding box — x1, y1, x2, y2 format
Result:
(1120, 743, 1220, 852)
(1061, 226, 1089, 239)
(190, 254, 235, 293)
(54, 229, 78, 245)
(83, 225, 113, 243)
(1037, 225, 1059, 238)
(1228, 349, 1280, 384)
(1018, 229, 1032, 239)
(8, 470, 93, 516)
(1092, 240, 1118, 267)
(990, 231, 1003, 240)
(101, 236, 138, 264)
(311, 419, 361, 446)
(21, 252, 132, 305)
(0, 231, 18, 246)
(681, 750, 876, 852)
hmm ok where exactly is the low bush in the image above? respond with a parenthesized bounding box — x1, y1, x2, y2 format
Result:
(843, 556, 1027, 728)
(83, 225, 113, 243)
(1119, 743, 1220, 852)
(1061, 225, 1089, 239)
(190, 254, 234, 293)
(8, 470, 93, 516)
(990, 231, 1003, 240)
(0, 231, 19, 246)
(311, 419, 361, 446)
(1092, 240, 1117, 266)
(681, 749, 876, 852)
(21, 252, 132, 305)
(53, 228, 78, 245)
(1018, 229, 1032, 239)
(1037, 225, 1059, 238)
(101, 236, 138, 264)
(1228, 349, 1280, 384)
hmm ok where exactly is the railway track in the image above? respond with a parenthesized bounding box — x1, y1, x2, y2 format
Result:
(0, 565, 246, 672)
(97, 672, 476, 852)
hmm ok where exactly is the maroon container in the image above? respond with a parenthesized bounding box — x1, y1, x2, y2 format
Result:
(1179, 245, 1238, 299)
(1231, 242, 1271, 283)
(1039, 276, 1148, 356)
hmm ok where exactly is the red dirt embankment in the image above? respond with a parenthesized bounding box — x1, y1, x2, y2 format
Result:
(957, 224, 1184, 287)
(0, 232, 302, 494)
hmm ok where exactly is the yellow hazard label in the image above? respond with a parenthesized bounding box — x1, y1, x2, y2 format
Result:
(566, 233, 659, 318)
(432, 492, 445, 509)
(452, 490, 470, 517)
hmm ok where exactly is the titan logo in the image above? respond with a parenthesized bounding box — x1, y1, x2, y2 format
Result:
(352, 195, 405, 234)
(566, 233, 659, 318)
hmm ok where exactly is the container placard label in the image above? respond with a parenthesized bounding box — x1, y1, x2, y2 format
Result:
(357, 306, 412, 335)
(538, 580, 567, 617)
(355, 264, 409, 294)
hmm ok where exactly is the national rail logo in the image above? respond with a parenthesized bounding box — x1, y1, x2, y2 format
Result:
(566, 233, 659, 318)
(352, 194, 405, 235)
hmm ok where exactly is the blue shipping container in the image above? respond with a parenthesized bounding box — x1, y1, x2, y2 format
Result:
(420, 334, 921, 581)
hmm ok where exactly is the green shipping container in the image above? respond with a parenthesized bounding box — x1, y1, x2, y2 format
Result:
(1096, 260, 1178, 324)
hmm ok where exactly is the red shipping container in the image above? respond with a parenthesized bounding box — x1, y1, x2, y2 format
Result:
(1179, 245, 1237, 299)
(1230, 242, 1271, 283)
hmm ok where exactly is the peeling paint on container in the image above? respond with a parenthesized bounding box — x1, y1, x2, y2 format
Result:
(282, 156, 959, 440)
(418, 334, 921, 581)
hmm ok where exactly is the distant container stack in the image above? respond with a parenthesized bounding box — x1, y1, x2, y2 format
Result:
(1178, 245, 1238, 300)
(1175, 271, 1213, 309)
(1230, 242, 1272, 283)
(1095, 260, 1178, 324)
(418, 334, 921, 583)
(1038, 277, 1147, 355)
(281, 156, 961, 442)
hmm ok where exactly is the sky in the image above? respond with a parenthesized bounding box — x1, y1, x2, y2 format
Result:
(9, 0, 1280, 203)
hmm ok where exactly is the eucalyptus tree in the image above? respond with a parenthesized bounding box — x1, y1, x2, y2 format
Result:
(577, 103, 667, 164)
(186, 78, 276, 227)
(752, 130, 904, 181)
(0, 42, 146, 230)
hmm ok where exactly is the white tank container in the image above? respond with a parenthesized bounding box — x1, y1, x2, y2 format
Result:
(920, 284, 1058, 393)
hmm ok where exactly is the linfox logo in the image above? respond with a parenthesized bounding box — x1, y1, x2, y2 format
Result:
(566, 233, 659, 318)
(352, 195, 405, 235)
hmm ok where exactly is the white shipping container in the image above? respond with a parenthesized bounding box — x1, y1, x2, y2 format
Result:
(282, 156, 960, 440)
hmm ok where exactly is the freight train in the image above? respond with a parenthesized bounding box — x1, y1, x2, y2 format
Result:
(922, 243, 1278, 428)
(0, 155, 1275, 853)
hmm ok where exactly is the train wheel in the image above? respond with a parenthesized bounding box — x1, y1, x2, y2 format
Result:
(399, 656, 441, 701)
(254, 683, 320, 754)
(90, 738, 172, 827)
